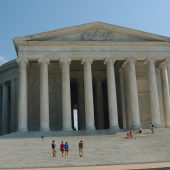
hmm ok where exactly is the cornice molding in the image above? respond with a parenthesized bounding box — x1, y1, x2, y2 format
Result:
(14, 41, 170, 48)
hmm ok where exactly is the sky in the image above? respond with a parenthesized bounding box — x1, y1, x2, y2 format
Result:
(0, 0, 170, 65)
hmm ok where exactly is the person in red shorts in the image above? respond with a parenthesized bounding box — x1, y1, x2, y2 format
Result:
(127, 131, 133, 138)
(60, 141, 64, 157)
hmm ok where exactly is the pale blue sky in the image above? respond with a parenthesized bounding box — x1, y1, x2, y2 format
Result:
(0, 0, 170, 65)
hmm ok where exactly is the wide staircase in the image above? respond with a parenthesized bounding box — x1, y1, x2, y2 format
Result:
(0, 128, 170, 169)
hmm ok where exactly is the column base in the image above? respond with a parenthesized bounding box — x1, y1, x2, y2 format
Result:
(40, 128, 50, 131)
(165, 125, 170, 128)
(18, 129, 28, 132)
(154, 124, 162, 128)
(62, 128, 73, 131)
(109, 125, 120, 130)
(1, 130, 8, 135)
(131, 125, 140, 129)
(86, 126, 96, 131)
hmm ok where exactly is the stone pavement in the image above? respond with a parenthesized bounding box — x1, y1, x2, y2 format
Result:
(4, 162, 170, 170)
(0, 128, 170, 169)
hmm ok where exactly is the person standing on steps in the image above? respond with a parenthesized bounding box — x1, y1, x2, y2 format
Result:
(51, 140, 56, 158)
(60, 141, 64, 157)
(78, 140, 83, 157)
(150, 123, 154, 134)
(64, 141, 69, 157)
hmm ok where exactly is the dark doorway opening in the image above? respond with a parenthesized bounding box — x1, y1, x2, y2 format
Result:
(71, 79, 78, 130)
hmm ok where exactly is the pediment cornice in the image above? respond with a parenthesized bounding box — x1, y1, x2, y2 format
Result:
(14, 41, 170, 48)
(13, 22, 170, 44)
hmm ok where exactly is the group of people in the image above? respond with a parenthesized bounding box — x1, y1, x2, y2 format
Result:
(51, 140, 69, 158)
(126, 123, 155, 138)
(51, 140, 83, 158)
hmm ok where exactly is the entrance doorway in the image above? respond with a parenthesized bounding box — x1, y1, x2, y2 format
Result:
(71, 80, 79, 130)
(73, 108, 78, 130)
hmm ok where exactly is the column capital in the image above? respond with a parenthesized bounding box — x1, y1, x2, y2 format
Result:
(60, 58, 71, 64)
(122, 58, 136, 67)
(38, 58, 50, 64)
(159, 61, 166, 69)
(126, 58, 137, 64)
(81, 58, 93, 65)
(104, 58, 116, 64)
(165, 58, 170, 64)
(17, 58, 28, 64)
(146, 57, 157, 64)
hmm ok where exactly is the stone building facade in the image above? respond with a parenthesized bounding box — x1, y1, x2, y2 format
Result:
(0, 22, 170, 135)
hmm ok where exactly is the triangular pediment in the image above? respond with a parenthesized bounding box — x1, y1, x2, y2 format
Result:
(34, 29, 156, 42)
(14, 22, 170, 43)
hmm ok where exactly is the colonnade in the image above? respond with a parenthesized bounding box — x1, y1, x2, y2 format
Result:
(17, 57, 170, 132)
(0, 80, 17, 134)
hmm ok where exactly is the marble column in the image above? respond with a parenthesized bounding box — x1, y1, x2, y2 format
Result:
(104, 58, 119, 129)
(159, 62, 170, 127)
(95, 78, 104, 129)
(119, 68, 127, 129)
(166, 59, 170, 91)
(17, 58, 28, 131)
(1, 83, 8, 134)
(60, 58, 72, 131)
(10, 80, 17, 132)
(127, 59, 140, 128)
(0, 85, 2, 134)
(148, 58, 161, 127)
(124, 65, 131, 128)
(39, 58, 50, 131)
(81, 58, 95, 130)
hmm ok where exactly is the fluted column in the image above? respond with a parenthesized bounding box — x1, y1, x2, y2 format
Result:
(160, 62, 170, 127)
(17, 58, 28, 131)
(39, 58, 50, 131)
(1, 83, 8, 134)
(81, 58, 95, 130)
(104, 58, 119, 129)
(124, 65, 131, 128)
(166, 59, 170, 91)
(119, 68, 127, 129)
(127, 59, 140, 128)
(10, 80, 17, 132)
(60, 58, 72, 131)
(148, 58, 161, 127)
(0, 85, 2, 134)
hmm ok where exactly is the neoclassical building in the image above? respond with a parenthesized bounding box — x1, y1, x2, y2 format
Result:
(0, 22, 170, 135)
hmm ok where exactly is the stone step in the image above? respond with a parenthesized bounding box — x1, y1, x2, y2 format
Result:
(0, 128, 170, 169)
(0, 129, 122, 139)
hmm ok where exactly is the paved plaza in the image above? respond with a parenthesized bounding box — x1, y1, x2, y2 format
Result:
(0, 128, 170, 169)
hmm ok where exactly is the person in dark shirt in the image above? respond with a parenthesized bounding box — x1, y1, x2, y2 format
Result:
(138, 127, 143, 134)
(150, 123, 154, 134)
(78, 140, 83, 157)
(51, 140, 56, 158)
